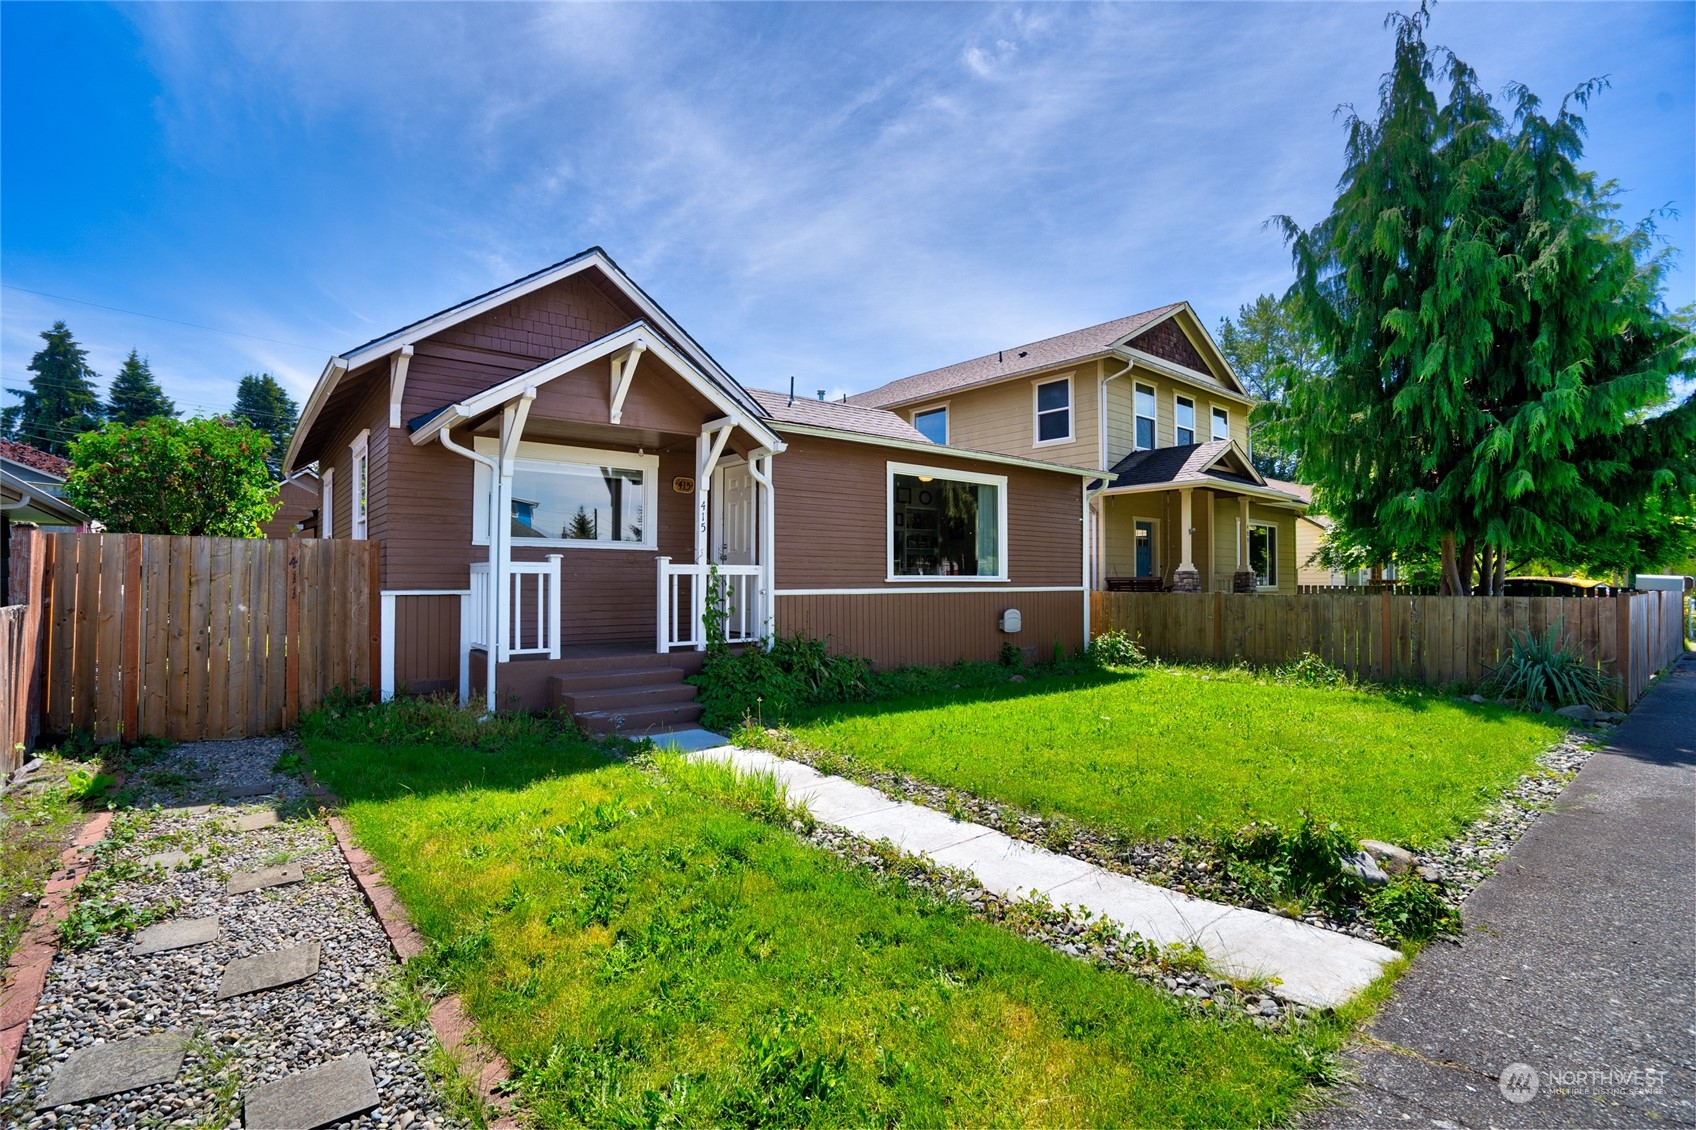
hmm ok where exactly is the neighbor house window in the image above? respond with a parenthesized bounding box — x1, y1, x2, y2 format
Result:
(912, 405, 949, 445)
(473, 439, 659, 549)
(320, 467, 335, 538)
(1033, 377, 1072, 444)
(1134, 383, 1157, 451)
(1175, 396, 1196, 445)
(1211, 406, 1230, 443)
(1249, 522, 1278, 588)
(888, 462, 1007, 580)
(349, 430, 370, 540)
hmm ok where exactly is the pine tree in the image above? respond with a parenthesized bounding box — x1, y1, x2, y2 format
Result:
(105, 350, 178, 425)
(564, 506, 598, 540)
(1273, 5, 1695, 591)
(230, 373, 300, 476)
(1214, 293, 1329, 480)
(1, 321, 104, 456)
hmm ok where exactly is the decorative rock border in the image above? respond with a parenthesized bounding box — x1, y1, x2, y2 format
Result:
(0, 809, 113, 1093)
(325, 810, 519, 1129)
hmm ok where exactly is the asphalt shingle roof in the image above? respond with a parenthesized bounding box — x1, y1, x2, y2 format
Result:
(750, 389, 931, 443)
(0, 439, 70, 478)
(850, 303, 1186, 409)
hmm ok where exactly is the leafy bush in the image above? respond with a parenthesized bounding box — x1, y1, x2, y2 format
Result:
(1086, 630, 1146, 668)
(1366, 874, 1458, 942)
(1480, 620, 1619, 708)
(63, 766, 116, 802)
(1213, 814, 1364, 916)
(1272, 651, 1349, 687)
(689, 636, 869, 731)
(300, 688, 573, 751)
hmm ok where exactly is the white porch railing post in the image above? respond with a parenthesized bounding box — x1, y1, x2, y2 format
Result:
(656, 556, 671, 652)
(546, 554, 563, 659)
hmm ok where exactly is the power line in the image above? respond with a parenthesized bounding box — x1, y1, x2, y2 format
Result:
(1, 283, 334, 353)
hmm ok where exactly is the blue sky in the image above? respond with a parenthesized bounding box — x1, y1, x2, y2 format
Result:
(3, 2, 1692, 417)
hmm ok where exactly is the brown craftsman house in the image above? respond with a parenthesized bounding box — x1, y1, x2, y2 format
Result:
(852, 305, 1308, 593)
(284, 249, 1095, 729)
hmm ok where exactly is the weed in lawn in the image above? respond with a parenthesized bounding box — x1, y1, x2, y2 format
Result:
(1086, 629, 1146, 668)
(0, 753, 101, 965)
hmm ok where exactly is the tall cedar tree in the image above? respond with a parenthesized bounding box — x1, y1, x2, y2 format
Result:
(1214, 293, 1331, 480)
(1274, 6, 1695, 591)
(106, 350, 178, 425)
(63, 417, 280, 536)
(2, 321, 104, 455)
(231, 373, 300, 476)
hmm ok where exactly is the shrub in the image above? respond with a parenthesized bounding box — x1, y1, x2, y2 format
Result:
(1480, 620, 1619, 708)
(689, 636, 869, 731)
(1272, 651, 1349, 687)
(1086, 630, 1145, 668)
(299, 688, 572, 751)
(1213, 814, 1363, 916)
(1366, 874, 1458, 942)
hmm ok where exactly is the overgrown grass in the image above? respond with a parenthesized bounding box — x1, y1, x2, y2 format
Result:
(0, 752, 105, 965)
(774, 665, 1565, 847)
(303, 700, 1358, 1127)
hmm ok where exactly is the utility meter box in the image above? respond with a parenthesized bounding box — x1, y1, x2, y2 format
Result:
(999, 608, 1022, 633)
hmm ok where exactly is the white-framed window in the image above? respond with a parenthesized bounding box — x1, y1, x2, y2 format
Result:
(1211, 406, 1230, 443)
(887, 461, 1008, 581)
(912, 404, 949, 445)
(1032, 376, 1072, 445)
(1249, 521, 1278, 588)
(320, 466, 335, 538)
(1175, 395, 1196, 445)
(472, 439, 660, 550)
(1133, 383, 1157, 451)
(349, 429, 370, 540)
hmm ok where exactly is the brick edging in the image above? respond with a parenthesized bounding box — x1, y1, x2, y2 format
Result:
(319, 798, 519, 1128)
(0, 809, 114, 1093)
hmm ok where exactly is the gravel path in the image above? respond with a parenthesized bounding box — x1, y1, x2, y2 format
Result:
(0, 739, 462, 1130)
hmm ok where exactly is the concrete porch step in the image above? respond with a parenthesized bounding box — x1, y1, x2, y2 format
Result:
(558, 682, 699, 716)
(576, 701, 706, 736)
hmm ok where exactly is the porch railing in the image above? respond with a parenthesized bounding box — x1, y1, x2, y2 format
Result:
(656, 558, 763, 651)
(468, 555, 563, 661)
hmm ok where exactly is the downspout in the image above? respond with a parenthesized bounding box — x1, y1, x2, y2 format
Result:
(437, 425, 502, 713)
(747, 452, 776, 644)
(1098, 356, 1134, 472)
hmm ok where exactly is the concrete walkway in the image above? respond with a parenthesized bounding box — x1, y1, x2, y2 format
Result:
(665, 732, 1398, 1009)
(1310, 654, 1696, 1128)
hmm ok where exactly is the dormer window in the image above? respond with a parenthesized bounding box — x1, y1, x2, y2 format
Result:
(1033, 377, 1072, 445)
(1134, 383, 1157, 450)
(1175, 396, 1196, 445)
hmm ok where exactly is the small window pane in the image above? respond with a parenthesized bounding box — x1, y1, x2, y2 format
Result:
(1211, 407, 1230, 442)
(1037, 381, 1069, 412)
(892, 472, 1000, 577)
(1176, 398, 1195, 445)
(913, 408, 948, 444)
(1134, 385, 1155, 419)
(1037, 410, 1070, 442)
(1135, 416, 1155, 451)
(1036, 380, 1070, 442)
(508, 461, 645, 543)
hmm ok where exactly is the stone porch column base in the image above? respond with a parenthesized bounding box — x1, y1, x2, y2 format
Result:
(1171, 568, 1201, 593)
(1232, 570, 1257, 593)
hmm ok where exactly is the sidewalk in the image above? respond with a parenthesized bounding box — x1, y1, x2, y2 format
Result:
(675, 735, 1399, 1009)
(1309, 655, 1696, 1128)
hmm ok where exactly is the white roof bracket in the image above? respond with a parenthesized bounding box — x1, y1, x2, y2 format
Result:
(609, 338, 647, 425)
(388, 344, 415, 429)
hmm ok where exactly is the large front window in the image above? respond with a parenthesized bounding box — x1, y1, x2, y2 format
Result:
(474, 440, 659, 549)
(888, 463, 1006, 580)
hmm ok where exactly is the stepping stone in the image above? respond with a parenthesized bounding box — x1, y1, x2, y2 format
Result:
(226, 863, 304, 895)
(217, 942, 320, 999)
(243, 1053, 378, 1129)
(132, 915, 219, 956)
(36, 1032, 189, 1109)
(234, 810, 280, 832)
(139, 849, 192, 870)
(163, 804, 213, 817)
(220, 781, 277, 801)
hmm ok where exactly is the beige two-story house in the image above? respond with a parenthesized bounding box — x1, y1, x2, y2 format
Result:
(853, 303, 1306, 593)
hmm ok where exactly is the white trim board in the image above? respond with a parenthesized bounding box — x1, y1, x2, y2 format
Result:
(775, 586, 1085, 596)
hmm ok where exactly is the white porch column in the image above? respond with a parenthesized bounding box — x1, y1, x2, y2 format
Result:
(1173, 487, 1200, 592)
(1235, 494, 1254, 593)
(756, 452, 776, 641)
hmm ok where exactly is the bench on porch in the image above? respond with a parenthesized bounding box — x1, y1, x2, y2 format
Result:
(1105, 576, 1165, 593)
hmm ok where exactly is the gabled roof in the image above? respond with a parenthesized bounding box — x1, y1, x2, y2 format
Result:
(0, 467, 86, 526)
(748, 390, 930, 444)
(0, 439, 70, 479)
(286, 247, 762, 472)
(1099, 441, 1307, 507)
(407, 321, 783, 452)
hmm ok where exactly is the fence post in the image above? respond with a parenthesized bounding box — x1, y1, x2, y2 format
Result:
(1380, 590, 1392, 681)
(1213, 590, 1223, 664)
(1615, 593, 1632, 710)
(121, 536, 142, 741)
(284, 541, 301, 729)
(367, 546, 381, 696)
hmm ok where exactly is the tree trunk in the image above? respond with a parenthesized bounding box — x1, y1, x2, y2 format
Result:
(1369, 563, 1384, 588)
(1494, 550, 1506, 595)
(1440, 533, 1460, 595)
(1457, 536, 1476, 597)
(1477, 543, 1495, 596)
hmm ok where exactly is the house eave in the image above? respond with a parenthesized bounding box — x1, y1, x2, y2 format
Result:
(772, 423, 1101, 478)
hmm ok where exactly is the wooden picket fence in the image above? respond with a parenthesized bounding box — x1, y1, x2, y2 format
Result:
(1091, 589, 1688, 707)
(30, 532, 378, 744)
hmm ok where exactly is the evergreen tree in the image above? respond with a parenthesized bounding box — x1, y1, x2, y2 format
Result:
(105, 350, 178, 425)
(1273, 5, 1695, 592)
(564, 506, 598, 540)
(230, 373, 300, 476)
(1, 321, 104, 456)
(1214, 293, 1329, 480)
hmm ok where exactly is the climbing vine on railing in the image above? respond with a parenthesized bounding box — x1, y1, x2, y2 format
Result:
(703, 563, 735, 650)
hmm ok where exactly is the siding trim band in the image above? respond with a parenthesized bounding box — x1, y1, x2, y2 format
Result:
(775, 586, 1085, 597)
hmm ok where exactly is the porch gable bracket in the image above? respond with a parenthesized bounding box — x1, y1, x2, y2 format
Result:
(608, 338, 648, 425)
(387, 344, 415, 429)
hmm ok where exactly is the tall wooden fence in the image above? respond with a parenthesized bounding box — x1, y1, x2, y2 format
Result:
(33, 533, 378, 744)
(1091, 589, 1688, 707)
(3, 529, 51, 771)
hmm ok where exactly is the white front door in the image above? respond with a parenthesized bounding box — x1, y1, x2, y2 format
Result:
(713, 461, 756, 565)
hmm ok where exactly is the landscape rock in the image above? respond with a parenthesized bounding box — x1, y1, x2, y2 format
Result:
(1339, 850, 1390, 886)
(1555, 703, 1599, 722)
(1359, 839, 1416, 876)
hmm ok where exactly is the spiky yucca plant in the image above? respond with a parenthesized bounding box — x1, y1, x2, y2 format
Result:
(1481, 620, 1619, 709)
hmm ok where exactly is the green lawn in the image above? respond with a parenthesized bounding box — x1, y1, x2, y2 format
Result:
(305, 713, 1352, 1127)
(777, 667, 1564, 846)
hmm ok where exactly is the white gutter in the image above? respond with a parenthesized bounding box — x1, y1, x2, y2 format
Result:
(437, 426, 503, 713)
(1097, 356, 1134, 471)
